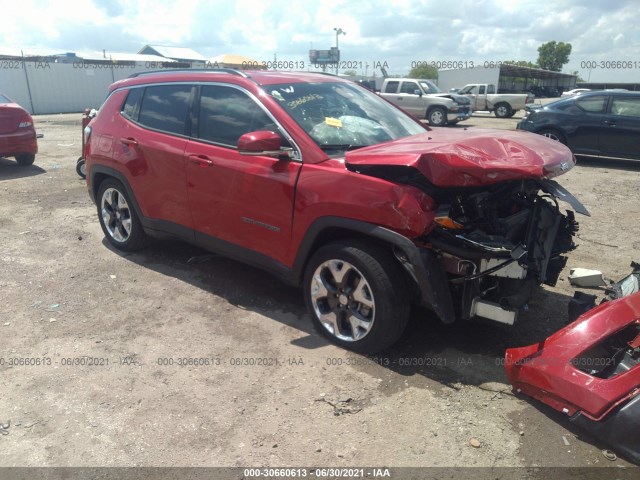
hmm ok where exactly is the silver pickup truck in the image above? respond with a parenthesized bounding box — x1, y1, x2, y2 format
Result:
(379, 78, 472, 126)
(456, 84, 534, 118)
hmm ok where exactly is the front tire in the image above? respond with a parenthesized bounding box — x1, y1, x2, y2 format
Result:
(97, 178, 149, 251)
(303, 240, 410, 353)
(15, 154, 35, 166)
(494, 103, 512, 118)
(427, 107, 447, 127)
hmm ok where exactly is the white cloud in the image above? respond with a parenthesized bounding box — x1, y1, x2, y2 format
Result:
(0, 0, 638, 81)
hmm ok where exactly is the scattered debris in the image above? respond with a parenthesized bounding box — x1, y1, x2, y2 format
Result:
(47, 304, 60, 312)
(3, 323, 10, 326)
(314, 397, 362, 416)
(49, 318, 57, 323)
(562, 435, 570, 446)
(18, 231, 31, 235)
(568, 268, 606, 287)
(469, 438, 481, 448)
(110, 275, 116, 279)
(602, 449, 617, 461)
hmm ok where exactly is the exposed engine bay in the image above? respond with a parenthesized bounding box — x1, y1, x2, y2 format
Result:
(424, 177, 585, 324)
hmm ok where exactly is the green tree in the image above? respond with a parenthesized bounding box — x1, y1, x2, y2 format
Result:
(503, 60, 538, 68)
(537, 41, 572, 72)
(571, 71, 586, 82)
(342, 69, 358, 76)
(407, 64, 438, 79)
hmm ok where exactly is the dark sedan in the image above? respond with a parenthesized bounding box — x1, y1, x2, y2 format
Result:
(517, 91, 640, 161)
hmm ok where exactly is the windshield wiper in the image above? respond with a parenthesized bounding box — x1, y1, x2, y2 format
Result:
(318, 144, 367, 152)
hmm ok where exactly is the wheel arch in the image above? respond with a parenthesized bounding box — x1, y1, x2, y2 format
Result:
(291, 217, 455, 323)
(534, 126, 568, 144)
(89, 165, 146, 223)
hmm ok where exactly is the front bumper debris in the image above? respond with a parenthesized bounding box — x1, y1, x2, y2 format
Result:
(505, 291, 640, 465)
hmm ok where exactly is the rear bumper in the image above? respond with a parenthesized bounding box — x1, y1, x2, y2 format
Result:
(0, 129, 38, 156)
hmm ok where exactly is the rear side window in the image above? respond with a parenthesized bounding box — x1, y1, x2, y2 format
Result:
(138, 85, 192, 135)
(197, 85, 277, 147)
(384, 81, 400, 93)
(611, 97, 640, 117)
(576, 95, 606, 113)
(121, 88, 143, 120)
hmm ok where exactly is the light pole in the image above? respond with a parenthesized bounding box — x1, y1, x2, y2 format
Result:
(334, 27, 345, 75)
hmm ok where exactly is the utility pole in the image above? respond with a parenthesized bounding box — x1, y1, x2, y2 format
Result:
(334, 27, 345, 75)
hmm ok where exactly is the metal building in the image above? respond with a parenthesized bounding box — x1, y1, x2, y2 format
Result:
(437, 65, 577, 96)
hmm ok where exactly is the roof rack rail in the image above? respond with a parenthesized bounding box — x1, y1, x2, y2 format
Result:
(128, 68, 249, 79)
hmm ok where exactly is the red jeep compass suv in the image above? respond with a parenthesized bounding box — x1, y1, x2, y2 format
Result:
(85, 69, 588, 353)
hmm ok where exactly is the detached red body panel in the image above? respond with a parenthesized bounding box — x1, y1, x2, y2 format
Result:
(505, 292, 640, 464)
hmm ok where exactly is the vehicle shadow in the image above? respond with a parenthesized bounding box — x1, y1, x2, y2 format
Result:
(0, 157, 47, 180)
(107, 237, 575, 389)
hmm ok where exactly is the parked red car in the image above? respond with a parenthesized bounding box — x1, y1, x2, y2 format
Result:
(0, 92, 38, 166)
(85, 69, 588, 353)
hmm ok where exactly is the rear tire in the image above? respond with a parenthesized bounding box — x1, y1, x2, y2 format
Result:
(494, 103, 512, 118)
(427, 107, 447, 127)
(303, 240, 411, 353)
(537, 128, 567, 145)
(15, 154, 35, 166)
(76, 158, 86, 179)
(97, 178, 149, 251)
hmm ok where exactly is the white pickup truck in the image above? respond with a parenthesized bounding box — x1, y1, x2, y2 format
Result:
(456, 84, 534, 118)
(379, 78, 472, 126)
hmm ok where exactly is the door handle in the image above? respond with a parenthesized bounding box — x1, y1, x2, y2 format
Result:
(120, 137, 138, 147)
(604, 120, 616, 126)
(397, 97, 403, 100)
(188, 154, 214, 167)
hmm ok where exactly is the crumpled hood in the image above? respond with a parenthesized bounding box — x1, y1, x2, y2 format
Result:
(429, 93, 470, 105)
(345, 129, 575, 187)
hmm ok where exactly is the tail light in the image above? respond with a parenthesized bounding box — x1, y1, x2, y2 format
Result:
(18, 114, 34, 128)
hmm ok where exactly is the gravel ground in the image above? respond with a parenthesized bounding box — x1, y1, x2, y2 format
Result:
(0, 108, 638, 478)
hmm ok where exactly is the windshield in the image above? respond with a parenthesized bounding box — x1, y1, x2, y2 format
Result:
(266, 81, 426, 154)
(419, 80, 441, 94)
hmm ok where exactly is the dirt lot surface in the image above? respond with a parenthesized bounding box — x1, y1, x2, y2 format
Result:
(1, 108, 639, 477)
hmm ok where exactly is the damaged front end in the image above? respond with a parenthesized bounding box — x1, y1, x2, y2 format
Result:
(505, 292, 640, 464)
(345, 130, 589, 326)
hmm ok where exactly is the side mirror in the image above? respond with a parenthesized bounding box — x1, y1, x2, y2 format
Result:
(413, 89, 422, 96)
(237, 130, 293, 158)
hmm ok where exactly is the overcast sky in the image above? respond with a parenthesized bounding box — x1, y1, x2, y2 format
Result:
(2, 0, 638, 82)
